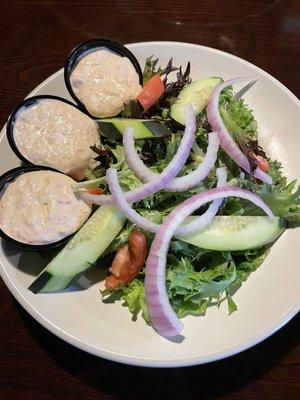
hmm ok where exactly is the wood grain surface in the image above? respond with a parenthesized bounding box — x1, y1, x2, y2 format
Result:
(0, 1, 299, 399)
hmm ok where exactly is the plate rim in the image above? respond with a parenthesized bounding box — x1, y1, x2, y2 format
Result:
(0, 40, 299, 368)
(1, 260, 299, 368)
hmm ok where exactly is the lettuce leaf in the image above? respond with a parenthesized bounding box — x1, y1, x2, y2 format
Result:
(102, 279, 151, 322)
(218, 88, 271, 172)
(219, 88, 258, 145)
(166, 255, 236, 318)
(259, 181, 300, 224)
(98, 64, 298, 324)
(258, 161, 300, 224)
(103, 131, 213, 211)
(108, 208, 165, 252)
(101, 245, 269, 322)
(222, 160, 300, 224)
(142, 55, 176, 83)
(228, 246, 270, 294)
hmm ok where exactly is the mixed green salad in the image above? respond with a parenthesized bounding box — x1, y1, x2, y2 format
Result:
(29, 56, 300, 337)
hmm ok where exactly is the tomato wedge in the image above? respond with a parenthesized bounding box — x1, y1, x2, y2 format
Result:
(87, 187, 104, 195)
(105, 230, 147, 289)
(255, 155, 269, 172)
(137, 74, 165, 111)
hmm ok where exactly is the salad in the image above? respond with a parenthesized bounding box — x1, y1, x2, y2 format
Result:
(2, 40, 299, 339)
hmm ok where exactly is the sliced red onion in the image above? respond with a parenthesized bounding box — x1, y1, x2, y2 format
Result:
(123, 127, 157, 182)
(76, 104, 196, 205)
(107, 168, 159, 233)
(108, 165, 272, 239)
(253, 167, 273, 185)
(124, 129, 219, 192)
(207, 77, 273, 185)
(176, 166, 227, 236)
(207, 77, 253, 173)
(107, 167, 228, 236)
(76, 188, 113, 205)
(145, 186, 274, 337)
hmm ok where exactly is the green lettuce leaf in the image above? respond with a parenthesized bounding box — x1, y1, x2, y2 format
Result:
(258, 161, 300, 224)
(142, 55, 167, 83)
(97, 68, 298, 325)
(101, 244, 270, 323)
(228, 246, 270, 293)
(219, 88, 258, 145)
(222, 160, 300, 224)
(108, 208, 165, 252)
(102, 279, 151, 322)
(166, 255, 236, 318)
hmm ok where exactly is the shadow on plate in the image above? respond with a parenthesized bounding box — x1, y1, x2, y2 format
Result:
(1, 239, 50, 276)
(14, 299, 299, 400)
(67, 266, 106, 292)
(1, 239, 105, 291)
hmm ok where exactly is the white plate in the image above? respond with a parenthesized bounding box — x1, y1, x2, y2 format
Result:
(0, 42, 299, 368)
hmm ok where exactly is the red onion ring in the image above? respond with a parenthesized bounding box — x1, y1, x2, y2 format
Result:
(123, 130, 220, 192)
(107, 168, 159, 233)
(77, 104, 196, 205)
(176, 166, 227, 235)
(207, 77, 253, 172)
(145, 186, 274, 337)
(107, 167, 228, 236)
(253, 167, 273, 184)
(207, 77, 272, 185)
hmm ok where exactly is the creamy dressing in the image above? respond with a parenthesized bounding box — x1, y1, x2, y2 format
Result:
(13, 99, 100, 180)
(0, 171, 91, 245)
(70, 49, 142, 118)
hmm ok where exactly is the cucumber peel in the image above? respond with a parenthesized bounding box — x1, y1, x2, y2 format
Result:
(177, 216, 286, 251)
(170, 77, 222, 125)
(29, 205, 125, 293)
(97, 118, 170, 139)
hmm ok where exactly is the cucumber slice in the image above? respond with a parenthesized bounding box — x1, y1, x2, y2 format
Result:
(177, 216, 286, 251)
(97, 118, 170, 139)
(28, 206, 125, 293)
(170, 77, 222, 125)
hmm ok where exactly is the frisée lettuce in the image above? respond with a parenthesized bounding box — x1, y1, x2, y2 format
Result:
(97, 57, 299, 324)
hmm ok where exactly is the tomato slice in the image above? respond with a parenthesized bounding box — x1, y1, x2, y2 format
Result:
(255, 155, 269, 172)
(87, 187, 103, 195)
(105, 230, 147, 289)
(137, 74, 165, 111)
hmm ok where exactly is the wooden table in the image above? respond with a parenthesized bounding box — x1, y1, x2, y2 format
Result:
(0, 1, 299, 399)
